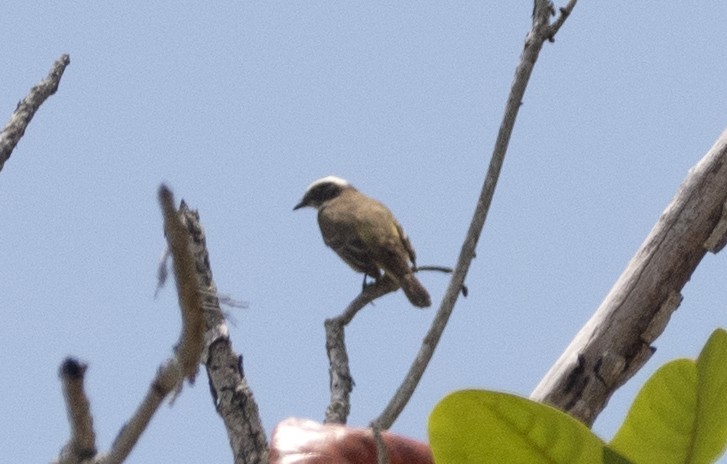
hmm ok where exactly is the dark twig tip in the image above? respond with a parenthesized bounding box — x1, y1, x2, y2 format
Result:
(158, 184, 173, 203)
(60, 357, 87, 379)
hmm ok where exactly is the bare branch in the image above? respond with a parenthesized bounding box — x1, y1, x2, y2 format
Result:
(324, 279, 398, 424)
(0, 54, 70, 172)
(103, 360, 182, 464)
(101, 185, 205, 464)
(177, 202, 269, 464)
(159, 186, 204, 382)
(373, 425, 390, 464)
(57, 359, 97, 464)
(545, 1, 578, 40)
(53, 186, 206, 464)
(323, 265, 450, 423)
(323, 317, 354, 425)
(370, 0, 579, 431)
(531, 128, 727, 425)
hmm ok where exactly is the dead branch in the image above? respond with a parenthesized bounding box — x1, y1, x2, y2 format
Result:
(0, 54, 70, 172)
(101, 186, 205, 464)
(177, 201, 269, 464)
(324, 279, 399, 424)
(57, 359, 97, 464)
(55, 186, 205, 464)
(531, 128, 727, 425)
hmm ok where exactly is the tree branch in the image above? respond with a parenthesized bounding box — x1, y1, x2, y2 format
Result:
(55, 186, 205, 464)
(160, 186, 205, 383)
(324, 279, 399, 424)
(323, 266, 455, 424)
(101, 186, 205, 464)
(370, 0, 578, 431)
(177, 201, 269, 464)
(531, 128, 727, 425)
(0, 54, 70, 172)
(57, 359, 97, 464)
(545, 0, 578, 40)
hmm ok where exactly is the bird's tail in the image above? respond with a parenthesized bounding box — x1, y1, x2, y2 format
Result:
(400, 273, 431, 308)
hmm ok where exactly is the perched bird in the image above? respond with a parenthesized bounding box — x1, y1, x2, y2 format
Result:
(294, 176, 431, 308)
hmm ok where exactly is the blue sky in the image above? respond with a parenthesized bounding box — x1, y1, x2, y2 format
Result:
(2, 2, 727, 463)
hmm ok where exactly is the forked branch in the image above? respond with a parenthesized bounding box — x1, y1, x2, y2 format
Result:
(55, 186, 205, 464)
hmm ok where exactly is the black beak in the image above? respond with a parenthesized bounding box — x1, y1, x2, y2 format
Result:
(293, 200, 306, 211)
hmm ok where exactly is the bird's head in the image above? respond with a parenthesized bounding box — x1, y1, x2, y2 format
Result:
(294, 175, 351, 211)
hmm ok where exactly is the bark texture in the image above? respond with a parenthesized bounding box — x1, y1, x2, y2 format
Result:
(532, 129, 727, 425)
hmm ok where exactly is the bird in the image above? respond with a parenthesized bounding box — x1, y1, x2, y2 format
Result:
(294, 175, 431, 308)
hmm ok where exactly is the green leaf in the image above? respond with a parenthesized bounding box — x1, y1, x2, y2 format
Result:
(603, 446, 637, 464)
(428, 389, 608, 464)
(694, 328, 727, 462)
(610, 328, 727, 464)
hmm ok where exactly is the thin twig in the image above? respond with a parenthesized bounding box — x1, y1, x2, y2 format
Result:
(371, 0, 578, 430)
(545, 0, 578, 40)
(103, 360, 182, 464)
(0, 54, 70, 172)
(415, 265, 453, 274)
